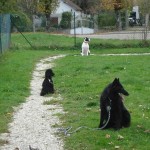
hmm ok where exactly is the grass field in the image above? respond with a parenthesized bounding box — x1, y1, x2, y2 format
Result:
(54, 55, 150, 150)
(0, 33, 150, 149)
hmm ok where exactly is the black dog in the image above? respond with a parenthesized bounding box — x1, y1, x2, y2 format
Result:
(99, 78, 131, 130)
(40, 69, 55, 96)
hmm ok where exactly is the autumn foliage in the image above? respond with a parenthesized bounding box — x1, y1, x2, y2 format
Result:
(100, 0, 132, 11)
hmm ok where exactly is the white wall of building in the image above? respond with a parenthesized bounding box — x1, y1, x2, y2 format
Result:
(51, 0, 82, 24)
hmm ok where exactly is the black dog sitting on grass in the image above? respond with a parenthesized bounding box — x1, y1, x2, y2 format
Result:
(99, 78, 131, 130)
(40, 69, 55, 96)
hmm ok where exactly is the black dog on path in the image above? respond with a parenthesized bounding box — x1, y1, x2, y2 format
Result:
(99, 78, 131, 130)
(40, 69, 55, 96)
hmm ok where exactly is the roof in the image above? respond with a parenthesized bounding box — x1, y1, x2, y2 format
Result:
(63, 0, 82, 11)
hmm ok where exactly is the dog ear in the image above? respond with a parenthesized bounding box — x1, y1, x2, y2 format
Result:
(113, 78, 118, 82)
(112, 78, 119, 86)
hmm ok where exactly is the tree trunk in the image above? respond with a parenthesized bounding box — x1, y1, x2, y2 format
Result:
(115, 10, 122, 31)
(45, 14, 51, 31)
(143, 13, 149, 40)
(32, 15, 36, 32)
(125, 10, 129, 29)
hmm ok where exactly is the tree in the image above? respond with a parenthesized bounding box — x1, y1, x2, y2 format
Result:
(136, 0, 150, 40)
(0, 0, 18, 13)
(18, 0, 59, 31)
(18, 0, 38, 17)
(71, 0, 99, 14)
(37, 0, 59, 30)
(99, 0, 133, 30)
(136, 0, 150, 15)
(0, 0, 32, 32)
(18, 0, 39, 32)
(72, 0, 132, 30)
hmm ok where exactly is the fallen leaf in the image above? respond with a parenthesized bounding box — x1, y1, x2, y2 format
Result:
(142, 113, 145, 117)
(117, 134, 124, 140)
(7, 113, 12, 115)
(86, 108, 91, 111)
(108, 142, 113, 145)
(144, 130, 150, 133)
(105, 134, 111, 138)
(137, 125, 143, 128)
(115, 146, 120, 149)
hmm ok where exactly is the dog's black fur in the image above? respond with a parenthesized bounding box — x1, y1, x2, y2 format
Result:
(99, 78, 131, 130)
(40, 69, 55, 96)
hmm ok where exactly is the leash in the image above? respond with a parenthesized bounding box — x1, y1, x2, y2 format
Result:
(58, 98, 112, 136)
(99, 98, 112, 130)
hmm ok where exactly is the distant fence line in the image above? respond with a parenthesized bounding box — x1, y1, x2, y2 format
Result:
(0, 14, 11, 53)
(0, 12, 149, 52)
(32, 11, 149, 40)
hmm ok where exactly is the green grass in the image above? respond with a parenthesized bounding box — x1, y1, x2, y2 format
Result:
(0, 50, 49, 133)
(11, 33, 77, 50)
(0, 33, 150, 149)
(11, 32, 150, 50)
(54, 55, 150, 150)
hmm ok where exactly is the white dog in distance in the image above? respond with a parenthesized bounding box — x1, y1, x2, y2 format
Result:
(81, 37, 90, 56)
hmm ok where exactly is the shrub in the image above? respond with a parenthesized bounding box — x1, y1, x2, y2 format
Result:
(60, 12, 72, 29)
(11, 12, 32, 32)
(97, 12, 116, 29)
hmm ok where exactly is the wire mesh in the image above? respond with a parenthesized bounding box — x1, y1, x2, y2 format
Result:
(0, 14, 11, 53)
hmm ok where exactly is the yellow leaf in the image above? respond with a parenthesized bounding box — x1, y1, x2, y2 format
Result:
(117, 134, 124, 140)
(144, 130, 150, 133)
(115, 146, 120, 149)
(105, 134, 111, 138)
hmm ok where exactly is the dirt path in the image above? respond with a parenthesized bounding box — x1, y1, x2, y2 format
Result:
(0, 55, 65, 150)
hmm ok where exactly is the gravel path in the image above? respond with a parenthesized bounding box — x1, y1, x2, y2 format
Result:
(0, 55, 65, 150)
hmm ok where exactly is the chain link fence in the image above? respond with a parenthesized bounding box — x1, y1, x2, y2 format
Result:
(10, 10, 150, 41)
(36, 11, 149, 40)
(0, 14, 11, 53)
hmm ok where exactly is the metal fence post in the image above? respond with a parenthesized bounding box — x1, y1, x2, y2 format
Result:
(74, 12, 76, 47)
(0, 14, 2, 53)
(0, 14, 11, 54)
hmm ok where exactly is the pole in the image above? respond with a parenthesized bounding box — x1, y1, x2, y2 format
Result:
(74, 12, 76, 47)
